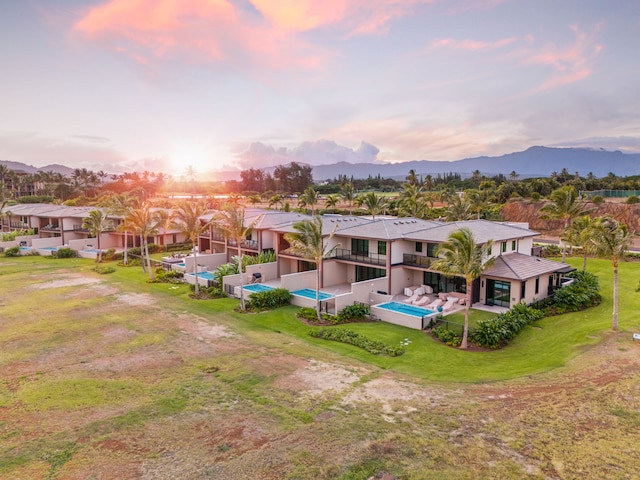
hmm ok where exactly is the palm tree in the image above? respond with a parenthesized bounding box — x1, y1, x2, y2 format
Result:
(360, 191, 387, 219)
(284, 216, 340, 321)
(406, 169, 419, 186)
(340, 183, 355, 215)
(82, 209, 113, 263)
(431, 228, 495, 349)
(103, 193, 139, 265)
(565, 215, 595, 271)
(398, 184, 429, 218)
(539, 185, 583, 262)
(444, 194, 474, 221)
(591, 216, 633, 331)
(215, 204, 257, 310)
(171, 200, 212, 295)
(122, 202, 168, 281)
(324, 194, 340, 212)
(301, 186, 319, 215)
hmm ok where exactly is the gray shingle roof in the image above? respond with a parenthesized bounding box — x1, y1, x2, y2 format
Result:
(483, 253, 572, 280)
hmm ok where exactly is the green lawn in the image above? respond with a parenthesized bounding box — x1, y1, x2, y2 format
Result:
(190, 256, 640, 383)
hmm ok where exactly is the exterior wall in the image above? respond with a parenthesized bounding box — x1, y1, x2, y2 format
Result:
(322, 261, 347, 287)
(389, 266, 424, 295)
(245, 262, 278, 283)
(261, 230, 276, 250)
(517, 237, 534, 255)
(280, 271, 316, 291)
(369, 304, 437, 330)
(182, 253, 228, 274)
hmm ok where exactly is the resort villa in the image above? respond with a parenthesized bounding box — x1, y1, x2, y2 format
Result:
(1, 204, 572, 329)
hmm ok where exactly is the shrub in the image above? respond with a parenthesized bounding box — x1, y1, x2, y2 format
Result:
(153, 268, 184, 284)
(337, 303, 369, 322)
(545, 271, 601, 314)
(54, 247, 76, 258)
(432, 326, 462, 347)
(102, 248, 117, 261)
(309, 328, 405, 356)
(627, 196, 639, 204)
(592, 195, 604, 205)
(298, 307, 319, 321)
(248, 288, 291, 310)
(93, 265, 115, 274)
(470, 304, 544, 349)
(3, 246, 20, 257)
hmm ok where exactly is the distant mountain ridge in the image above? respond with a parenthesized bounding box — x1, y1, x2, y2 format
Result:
(3, 146, 639, 181)
(308, 146, 640, 181)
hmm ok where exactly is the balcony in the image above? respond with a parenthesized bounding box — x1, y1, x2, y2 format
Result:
(333, 249, 386, 266)
(211, 233, 225, 242)
(403, 254, 434, 268)
(227, 239, 258, 250)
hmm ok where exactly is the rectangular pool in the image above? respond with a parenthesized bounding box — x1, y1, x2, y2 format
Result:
(188, 271, 215, 280)
(243, 284, 274, 293)
(375, 301, 435, 318)
(291, 288, 334, 300)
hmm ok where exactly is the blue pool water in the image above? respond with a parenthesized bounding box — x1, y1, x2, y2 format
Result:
(188, 271, 215, 280)
(376, 302, 435, 318)
(83, 249, 103, 253)
(243, 284, 274, 293)
(19, 246, 31, 251)
(39, 247, 58, 251)
(291, 288, 334, 300)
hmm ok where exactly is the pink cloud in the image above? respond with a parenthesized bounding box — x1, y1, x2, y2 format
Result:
(429, 36, 519, 51)
(520, 24, 603, 94)
(72, 0, 447, 73)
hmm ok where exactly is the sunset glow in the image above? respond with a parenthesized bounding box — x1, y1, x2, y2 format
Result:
(1, 1, 638, 173)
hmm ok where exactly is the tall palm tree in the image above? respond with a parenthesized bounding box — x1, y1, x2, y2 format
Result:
(103, 193, 139, 265)
(215, 204, 257, 310)
(565, 215, 595, 271)
(406, 169, 419, 186)
(171, 200, 212, 295)
(301, 186, 319, 215)
(591, 216, 633, 331)
(539, 185, 584, 262)
(122, 202, 168, 281)
(324, 194, 340, 212)
(444, 194, 474, 221)
(340, 183, 356, 215)
(284, 216, 340, 321)
(82, 210, 113, 263)
(431, 228, 495, 349)
(360, 191, 387, 219)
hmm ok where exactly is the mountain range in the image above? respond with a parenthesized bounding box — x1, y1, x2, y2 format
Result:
(2, 146, 639, 181)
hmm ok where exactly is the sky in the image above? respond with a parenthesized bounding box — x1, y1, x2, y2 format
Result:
(1, 0, 639, 177)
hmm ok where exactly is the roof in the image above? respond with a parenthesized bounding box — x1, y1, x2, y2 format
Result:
(483, 253, 572, 281)
(403, 220, 539, 243)
(333, 217, 443, 240)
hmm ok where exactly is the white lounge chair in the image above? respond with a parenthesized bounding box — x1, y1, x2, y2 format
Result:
(413, 295, 432, 306)
(425, 298, 443, 310)
(403, 287, 425, 303)
(442, 297, 460, 312)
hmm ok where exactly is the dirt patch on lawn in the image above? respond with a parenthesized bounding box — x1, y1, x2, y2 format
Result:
(114, 293, 156, 307)
(29, 274, 102, 289)
(275, 359, 366, 396)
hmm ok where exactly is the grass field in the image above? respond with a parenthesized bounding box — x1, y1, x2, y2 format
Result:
(1, 255, 639, 479)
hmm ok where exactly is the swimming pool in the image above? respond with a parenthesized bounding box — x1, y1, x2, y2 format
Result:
(243, 284, 274, 293)
(375, 301, 435, 318)
(187, 271, 215, 280)
(83, 249, 104, 253)
(291, 288, 334, 300)
(39, 247, 58, 251)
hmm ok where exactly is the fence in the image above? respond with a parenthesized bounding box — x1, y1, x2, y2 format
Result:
(432, 318, 469, 337)
(580, 190, 640, 198)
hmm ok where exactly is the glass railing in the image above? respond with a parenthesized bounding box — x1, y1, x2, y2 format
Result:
(402, 254, 433, 267)
(333, 249, 386, 265)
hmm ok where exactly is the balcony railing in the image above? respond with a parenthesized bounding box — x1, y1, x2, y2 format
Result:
(211, 233, 225, 242)
(333, 249, 386, 266)
(402, 254, 434, 268)
(227, 239, 259, 250)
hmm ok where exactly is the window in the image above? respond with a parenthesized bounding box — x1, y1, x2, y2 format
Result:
(521, 281, 526, 299)
(535, 277, 540, 295)
(415, 242, 423, 253)
(427, 243, 438, 258)
(351, 238, 368, 256)
(511, 240, 516, 251)
(355, 266, 385, 282)
(377, 241, 386, 255)
(501, 241, 507, 253)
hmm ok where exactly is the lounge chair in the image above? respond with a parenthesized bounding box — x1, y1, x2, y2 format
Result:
(425, 298, 443, 310)
(403, 287, 425, 303)
(442, 297, 460, 312)
(413, 295, 432, 306)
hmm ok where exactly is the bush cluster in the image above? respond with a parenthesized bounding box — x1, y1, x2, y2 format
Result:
(471, 303, 544, 349)
(297, 307, 319, 321)
(3, 246, 21, 257)
(309, 328, 405, 357)
(53, 247, 76, 258)
(432, 326, 461, 347)
(248, 288, 291, 310)
(544, 271, 601, 315)
(92, 265, 115, 275)
(337, 303, 369, 322)
(152, 268, 184, 284)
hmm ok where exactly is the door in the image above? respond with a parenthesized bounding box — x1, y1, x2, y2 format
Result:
(486, 279, 511, 307)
